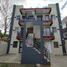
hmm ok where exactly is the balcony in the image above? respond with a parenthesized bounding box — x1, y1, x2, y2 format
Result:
(18, 19, 24, 27)
(42, 15, 53, 26)
(43, 29, 55, 40)
(43, 35, 55, 40)
(42, 20, 53, 26)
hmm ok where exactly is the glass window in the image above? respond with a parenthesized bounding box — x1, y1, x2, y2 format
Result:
(54, 42, 59, 48)
(43, 28, 50, 36)
(43, 15, 49, 21)
(52, 27, 57, 33)
(15, 27, 19, 32)
(16, 15, 20, 20)
(64, 32, 67, 38)
(37, 15, 42, 21)
(13, 41, 18, 48)
(22, 16, 26, 19)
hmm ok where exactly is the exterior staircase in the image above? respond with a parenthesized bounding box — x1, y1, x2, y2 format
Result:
(21, 44, 50, 64)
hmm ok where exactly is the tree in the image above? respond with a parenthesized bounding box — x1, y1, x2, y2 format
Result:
(0, 0, 26, 35)
(0, 0, 13, 35)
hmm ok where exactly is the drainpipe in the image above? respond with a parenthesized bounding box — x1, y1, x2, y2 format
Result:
(6, 5, 16, 54)
(56, 3, 66, 55)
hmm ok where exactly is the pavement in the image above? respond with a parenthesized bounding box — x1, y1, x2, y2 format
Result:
(51, 55, 67, 67)
(0, 53, 67, 67)
(0, 53, 21, 63)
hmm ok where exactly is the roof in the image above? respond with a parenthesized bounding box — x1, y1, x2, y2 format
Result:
(20, 8, 51, 15)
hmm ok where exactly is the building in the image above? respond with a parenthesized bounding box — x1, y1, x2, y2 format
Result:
(7, 3, 65, 64)
(62, 16, 67, 54)
(62, 16, 67, 29)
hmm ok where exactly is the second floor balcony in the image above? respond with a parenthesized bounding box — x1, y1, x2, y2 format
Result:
(42, 28, 55, 40)
(21, 15, 53, 26)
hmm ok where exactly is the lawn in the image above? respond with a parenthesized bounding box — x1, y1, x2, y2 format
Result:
(0, 64, 50, 67)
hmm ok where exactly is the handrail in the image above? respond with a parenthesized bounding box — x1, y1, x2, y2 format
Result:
(43, 46, 51, 62)
(33, 38, 51, 62)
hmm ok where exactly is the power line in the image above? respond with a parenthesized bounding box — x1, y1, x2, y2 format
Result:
(61, 0, 67, 10)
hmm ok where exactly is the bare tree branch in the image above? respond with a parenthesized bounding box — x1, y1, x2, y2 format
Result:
(0, 0, 26, 34)
(0, 0, 13, 35)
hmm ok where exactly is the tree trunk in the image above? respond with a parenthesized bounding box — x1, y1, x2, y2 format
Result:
(4, 17, 7, 35)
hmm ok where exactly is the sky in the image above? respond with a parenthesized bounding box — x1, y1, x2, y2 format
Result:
(0, 0, 67, 33)
(13, 0, 67, 20)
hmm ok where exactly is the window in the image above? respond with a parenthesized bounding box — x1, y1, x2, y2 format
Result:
(16, 15, 20, 20)
(54, 42, 59, 48)
(37, 15, 42, 20)
(51, 15, 56, 20)
(43, 28, 50, 36)
(64, 32, 67, 38)
(22, 16, 26, 19)
(15, 27, 19, 32)
(52, 27, 57, 33)
(13, 41, 18, 48)
(43, 15, 49, 21)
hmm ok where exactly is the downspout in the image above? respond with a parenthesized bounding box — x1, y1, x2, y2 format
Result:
(7, 5, 16, 54)
(56, 3, 66, 55)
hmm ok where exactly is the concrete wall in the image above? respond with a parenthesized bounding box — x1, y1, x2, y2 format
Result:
(48, 4, 63, 55)
(0, 41, 7, 56)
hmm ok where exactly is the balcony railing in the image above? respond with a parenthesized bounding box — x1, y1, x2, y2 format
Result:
(43, 46, 51, 62)
(42, 20, 53, 26)
(42, 15, 53, 26)
(18, 19, 24, 27)
(43, 34, 55, 40)
(21, 15, 53, 26)
(43, 31, 55, 40)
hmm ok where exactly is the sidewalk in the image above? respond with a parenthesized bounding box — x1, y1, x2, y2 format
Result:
(0, 53, 21, 63)
(51, 55, 67, 67)
(0, 53, 67, 67)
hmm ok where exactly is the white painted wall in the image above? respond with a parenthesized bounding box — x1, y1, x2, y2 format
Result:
(65, 40, 67, 54)
(34, 25, 40, 38)
(48, 4, 63, 55)
(0, 41, 7, 56)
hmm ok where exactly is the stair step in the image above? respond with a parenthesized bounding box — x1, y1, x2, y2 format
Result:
(44, 56, 50, 62)
(33, 48, 41, 54)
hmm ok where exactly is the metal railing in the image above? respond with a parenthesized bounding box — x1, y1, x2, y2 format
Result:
(43, 47, 51, 62)
(33, 38, 51, 62)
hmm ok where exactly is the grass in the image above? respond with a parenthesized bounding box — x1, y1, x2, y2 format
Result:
(0, 64, 50, 67)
